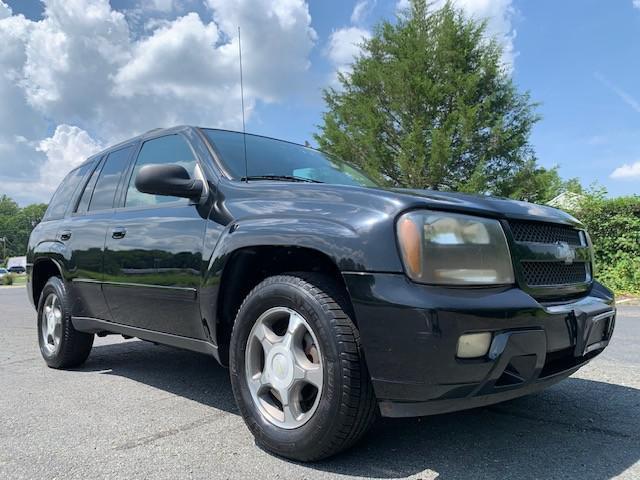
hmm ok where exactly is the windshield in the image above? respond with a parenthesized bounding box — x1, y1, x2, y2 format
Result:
(0, 269, 7, 273)
(202, 129, 379, 187)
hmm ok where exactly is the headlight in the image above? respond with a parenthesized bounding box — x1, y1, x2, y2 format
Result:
(396, 210, 514, 285)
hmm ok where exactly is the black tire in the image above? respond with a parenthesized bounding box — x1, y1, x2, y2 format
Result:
(229, 273, 377, 461)
(37, 276, 94, 369)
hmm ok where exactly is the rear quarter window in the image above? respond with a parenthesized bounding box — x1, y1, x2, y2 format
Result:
(74, 160, 101, 214)
(43, 162, 93, 221)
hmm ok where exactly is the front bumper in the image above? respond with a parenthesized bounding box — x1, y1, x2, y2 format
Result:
(343, 272, 615, 417)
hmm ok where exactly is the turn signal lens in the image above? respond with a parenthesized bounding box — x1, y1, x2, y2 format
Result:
(397, 216, 422, 278)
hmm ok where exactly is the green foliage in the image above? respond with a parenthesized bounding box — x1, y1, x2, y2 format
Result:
(569, 193, 640, 295)
(2, 273, 14, 286)
(0, 194, 48, 260)
(316, 0, 570, 201)
(493, 161, 563, 204)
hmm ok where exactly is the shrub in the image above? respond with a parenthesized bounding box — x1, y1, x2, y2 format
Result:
(569, 195, 640, 295)
(2, 273, 14, 286)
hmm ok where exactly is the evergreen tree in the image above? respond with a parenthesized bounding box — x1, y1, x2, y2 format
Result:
(316, 0, 565, 201)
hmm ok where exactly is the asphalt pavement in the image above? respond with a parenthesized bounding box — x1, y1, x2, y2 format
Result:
(1, 286, 638, 479)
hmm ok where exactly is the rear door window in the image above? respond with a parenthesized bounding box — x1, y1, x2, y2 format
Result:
(43, 162, 93, 221)
(89, 146, 134, 211)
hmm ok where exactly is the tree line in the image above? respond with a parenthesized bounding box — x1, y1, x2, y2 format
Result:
(0, 195, 47, 261)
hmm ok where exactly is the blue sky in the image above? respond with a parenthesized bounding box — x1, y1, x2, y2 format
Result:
(2, 0, 639, 204)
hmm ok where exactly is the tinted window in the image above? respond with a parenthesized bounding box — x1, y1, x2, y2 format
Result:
(89, 146, 134, 211)
(75, 159, 102, 213)
(43, 163, 93, 221)
(125, 135, 197, 208)
(202, 129, 379, 187)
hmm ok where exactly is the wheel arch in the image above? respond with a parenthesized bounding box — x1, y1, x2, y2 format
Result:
(212, 244, 355, 366)
(31, 257, 64, 308)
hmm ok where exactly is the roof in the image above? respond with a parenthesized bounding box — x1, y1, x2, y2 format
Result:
(83, 125, 193, 166)
(81, 126, 317, 168)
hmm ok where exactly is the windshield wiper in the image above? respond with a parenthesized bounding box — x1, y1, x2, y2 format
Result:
(240, 175, 323, 183)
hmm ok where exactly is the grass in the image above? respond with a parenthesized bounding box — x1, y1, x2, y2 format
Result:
(1, 274, 27, 286)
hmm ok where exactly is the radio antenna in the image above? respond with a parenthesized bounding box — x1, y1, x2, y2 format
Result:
(238, 26, 248, 182)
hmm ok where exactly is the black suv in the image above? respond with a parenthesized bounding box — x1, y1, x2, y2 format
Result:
(27, 126, 615, 461)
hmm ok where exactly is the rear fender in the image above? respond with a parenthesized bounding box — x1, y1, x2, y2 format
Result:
(28, 243, 67, 307)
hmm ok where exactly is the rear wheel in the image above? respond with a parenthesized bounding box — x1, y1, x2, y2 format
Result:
(229, 273, 377, 461)
(37, 276, 94, 369)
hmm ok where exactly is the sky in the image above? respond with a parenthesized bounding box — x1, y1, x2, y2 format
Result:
(0, 0, 638, 205)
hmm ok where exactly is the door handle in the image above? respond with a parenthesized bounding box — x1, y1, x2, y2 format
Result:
(59, 230, 72, 241)
(111, 227, 127, 239)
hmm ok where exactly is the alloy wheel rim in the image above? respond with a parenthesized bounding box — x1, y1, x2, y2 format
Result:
(245, 307, 323, 429)
(41, 293, 62, 355)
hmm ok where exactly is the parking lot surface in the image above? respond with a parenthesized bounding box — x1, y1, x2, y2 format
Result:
(1, 286, 639, 479)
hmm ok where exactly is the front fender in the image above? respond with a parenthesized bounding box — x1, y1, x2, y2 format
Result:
(207, 216, 366, 277)
(198, 215, 403, 354)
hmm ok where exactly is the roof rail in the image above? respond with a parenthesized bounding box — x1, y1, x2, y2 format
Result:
(143, 127, 164, 134)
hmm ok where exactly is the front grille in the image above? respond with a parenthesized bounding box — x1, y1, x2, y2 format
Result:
(521, 261, 588, 286)
(509, 221, 581, 245)
(508, 220, 590, 293)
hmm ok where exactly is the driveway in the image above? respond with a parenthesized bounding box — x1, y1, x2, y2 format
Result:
(1, 286, 638, 479)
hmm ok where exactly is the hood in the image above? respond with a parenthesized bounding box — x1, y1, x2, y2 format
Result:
(219, 180, 582, 228)
(388, 188, 583, 227)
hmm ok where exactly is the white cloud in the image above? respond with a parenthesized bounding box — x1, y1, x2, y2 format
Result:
(634, 0, 640, 9)
(37, 124, 103, 191)
(21, 0, 131, 122)
(150, 0, 174, 12)
(351, 0, 375, 24)
(325, 0, 374, 82)
(396, 0, 517, 72)
(0, 8, 48, 185)
(326, 27, 370, 68)
(0, 1, 10, 19)
(0, 125, 101, 204)
(0, 0, 317, 203)
(325, 27, 371, 79)
(205, 0, 317, 101)
(610, 161, 640, 180)
(114, 13, 224, 99)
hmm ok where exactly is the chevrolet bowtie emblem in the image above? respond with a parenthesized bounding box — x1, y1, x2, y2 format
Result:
(556, 241, 576, 264)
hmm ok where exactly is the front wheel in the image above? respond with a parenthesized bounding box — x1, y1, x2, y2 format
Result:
(229, 273, 377, 461)
(37, 276, 94, 369)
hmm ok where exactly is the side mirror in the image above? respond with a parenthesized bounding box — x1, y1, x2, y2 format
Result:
(135, 164, 203, 200)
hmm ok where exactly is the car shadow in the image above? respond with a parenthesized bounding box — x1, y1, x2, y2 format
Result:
(83, 339, 239, 415)
(83, 340, 639, 479)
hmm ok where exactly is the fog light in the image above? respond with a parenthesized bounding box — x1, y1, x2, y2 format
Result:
(457, 332, 492, 359)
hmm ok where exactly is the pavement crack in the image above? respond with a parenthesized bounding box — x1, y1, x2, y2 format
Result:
(114, 415, 221, 451)
(0, 357, 40, 367)
(488, 407, 637, 440)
